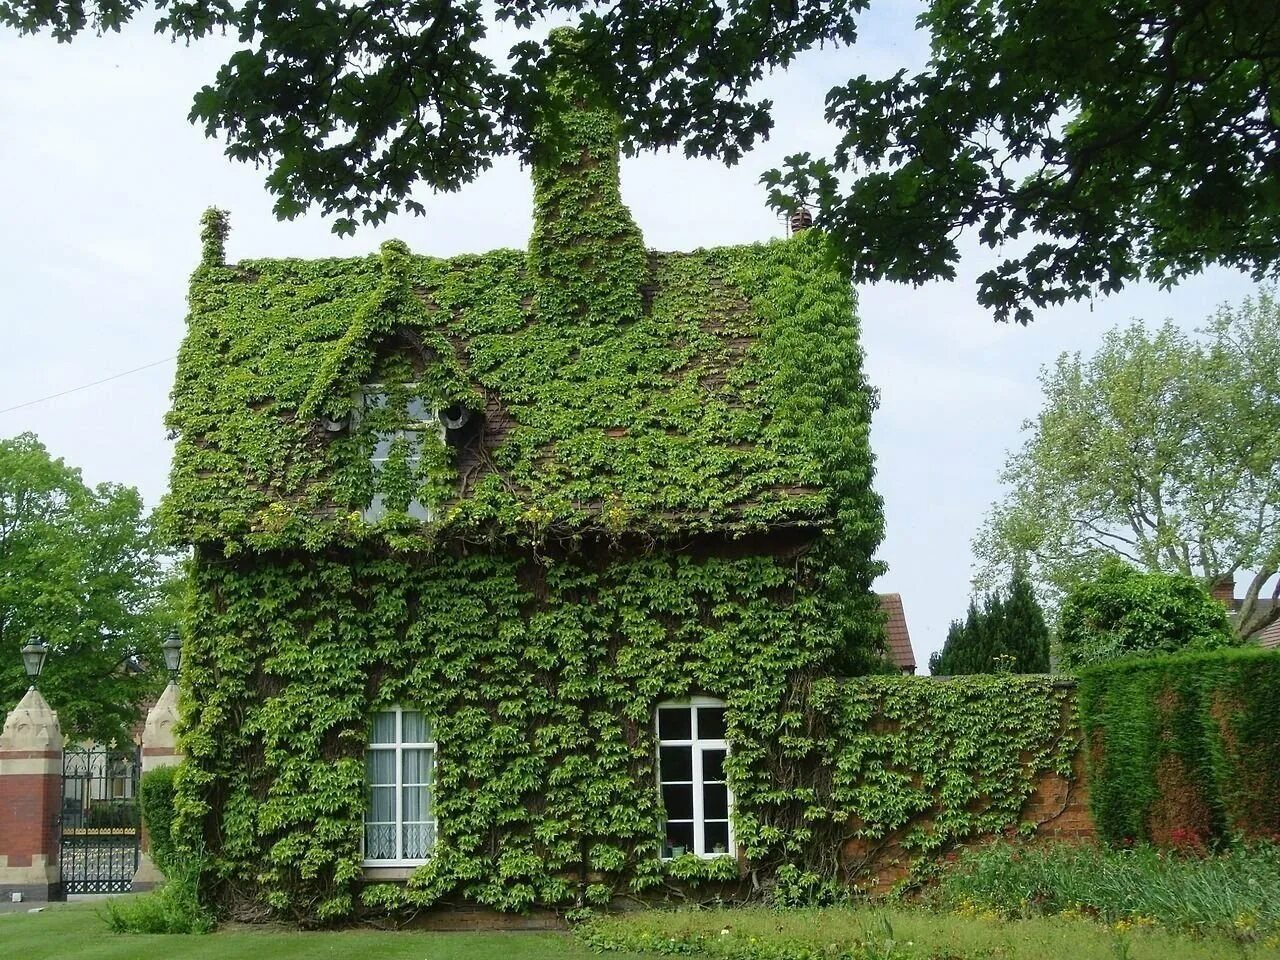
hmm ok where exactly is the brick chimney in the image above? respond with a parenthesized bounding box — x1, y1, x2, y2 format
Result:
(1209, 576, 1235, 606)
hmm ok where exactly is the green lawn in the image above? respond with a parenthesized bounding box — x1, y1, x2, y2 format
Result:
(7, 900, 1280, 960)
(0, 903, 639, 960)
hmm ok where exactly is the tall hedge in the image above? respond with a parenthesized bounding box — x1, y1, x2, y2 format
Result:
(1078, 648, 1280, 846)
(139, 764, 179, 876)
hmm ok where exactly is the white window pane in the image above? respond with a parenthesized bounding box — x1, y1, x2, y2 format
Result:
(402, 782, 430, 823)
(367, 785, 395, 823)
(405, 398, 435, 422)
(364, 822, 395, 860)
(401, 711, 431, 744)
(372, 434, 394, 460)
(402, 821, 435, 859)
(363, 493, 387, 522)
(370, 713, 396, 744)
(362, 390, 388, 410)
(366, 750, 395, 786)
(402, 747, 432, 783)
(406, 499, 430, 520)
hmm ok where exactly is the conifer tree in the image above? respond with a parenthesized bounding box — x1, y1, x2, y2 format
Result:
(929, 571, 1050, 675)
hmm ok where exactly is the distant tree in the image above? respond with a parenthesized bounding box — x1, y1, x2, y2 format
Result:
(5, 2, 1280, 320)
(929, 571, 1050, 675)
(0, 433, 173, 744)
(976, 290, 1280, 640)
(1057, 560, 1235, 670)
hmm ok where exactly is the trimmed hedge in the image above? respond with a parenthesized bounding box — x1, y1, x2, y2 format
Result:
(139, 764, 179, 876)
(1078, 648, 1280, 847)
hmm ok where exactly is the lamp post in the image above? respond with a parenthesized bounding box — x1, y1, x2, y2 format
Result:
(161, 629, 182, 686)
(20, 637, 48, 690)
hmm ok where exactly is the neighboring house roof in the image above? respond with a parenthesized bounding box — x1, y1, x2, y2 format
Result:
(878, 593, 916, 673)
(1256, 620, 1280, 648)
(1224, 596, 1280, 648)
(1235, 598, 1280, 648)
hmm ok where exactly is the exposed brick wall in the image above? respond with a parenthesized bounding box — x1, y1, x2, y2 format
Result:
(0, 768, 61, 867)
(843, 748, 1093, 895)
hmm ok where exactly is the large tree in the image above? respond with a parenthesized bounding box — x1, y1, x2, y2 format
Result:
(0, 433, 174, 744)
(975, 289, 1280, 640)
(4, 1, 1279, 320)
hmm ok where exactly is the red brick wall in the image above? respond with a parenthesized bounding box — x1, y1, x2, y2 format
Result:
(843, 749, 1093, 894)
(0, 765, 61, 867)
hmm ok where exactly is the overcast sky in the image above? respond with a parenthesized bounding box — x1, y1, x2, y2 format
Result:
(0, 7, 1260, 668)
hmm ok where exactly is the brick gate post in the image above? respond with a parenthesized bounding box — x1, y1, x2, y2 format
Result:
(131, 681, 182, 892)
(0, 687, 63, 902)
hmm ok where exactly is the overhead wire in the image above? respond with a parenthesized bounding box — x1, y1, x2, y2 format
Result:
(0, 356, 177, 416)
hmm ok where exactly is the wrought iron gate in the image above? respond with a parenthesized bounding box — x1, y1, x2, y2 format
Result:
(59, 744, 141, 895)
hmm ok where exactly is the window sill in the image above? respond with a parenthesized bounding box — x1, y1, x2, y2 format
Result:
(361, 865, 425, 881)
(661, 852, 735, 862)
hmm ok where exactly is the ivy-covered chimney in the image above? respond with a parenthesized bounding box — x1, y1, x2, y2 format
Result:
(528, 29, 646, 330)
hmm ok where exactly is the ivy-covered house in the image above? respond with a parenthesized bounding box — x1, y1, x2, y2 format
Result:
(164, 44, 886, 922)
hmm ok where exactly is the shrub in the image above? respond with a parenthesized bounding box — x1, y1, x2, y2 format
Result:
(574, 903, 1258, 958)
(1078, 648, 1280, 846)
(1057, 561, 1234, 670)
(934, 840, 1280, 939)
(138, 765, 179, 875)
(101, 851, 214, 934)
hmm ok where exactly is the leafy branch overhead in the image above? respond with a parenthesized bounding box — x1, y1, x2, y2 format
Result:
(5, 1, 1278, 318)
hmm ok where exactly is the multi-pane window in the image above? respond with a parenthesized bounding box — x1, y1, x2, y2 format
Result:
(363, 707, 436, 865)
(361, 387, 441, 522)
(657, 698, 733, 858)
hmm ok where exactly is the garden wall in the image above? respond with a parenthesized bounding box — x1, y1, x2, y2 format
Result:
(832, 675, 1090, 894)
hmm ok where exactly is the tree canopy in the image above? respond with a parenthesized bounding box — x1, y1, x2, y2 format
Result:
(4, 1, 1278, 320)
(0, 433, 175, 744)
(928, 570, 1050, 675)
(975, 289, 1280, 640)
(1057, 560, 1235, 669)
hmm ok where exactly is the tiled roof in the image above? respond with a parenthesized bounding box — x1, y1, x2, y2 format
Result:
(1227, 597, 1280, 648)
(879, 593, 916, 673)
(1252, 609, 1280, 649)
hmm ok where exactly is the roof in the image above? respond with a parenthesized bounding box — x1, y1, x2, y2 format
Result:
(163, 84, 878, 553)
(878, 593, 916, 673)
(1233, 598, 1280, 648)
(1257, 620, 1280, 648)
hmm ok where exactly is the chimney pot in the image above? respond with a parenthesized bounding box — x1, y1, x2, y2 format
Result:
(1210, 576, 1235, 606)
(789, 208, 813, 234)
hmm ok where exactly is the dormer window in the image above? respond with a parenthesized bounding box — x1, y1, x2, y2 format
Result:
(360, 385, 444, 522)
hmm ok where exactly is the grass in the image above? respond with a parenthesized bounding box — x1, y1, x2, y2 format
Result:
(7, 897, 1280, 960)
(933, 841, 1280, 939)
(577, 906, 1280, 960)
(0, 901, 645, 960)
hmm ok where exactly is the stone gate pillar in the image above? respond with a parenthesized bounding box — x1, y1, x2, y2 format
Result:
(0, 688, 62, 902)
(131, 682, 182, 891)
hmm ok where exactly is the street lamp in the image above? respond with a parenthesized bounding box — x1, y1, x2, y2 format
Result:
(161, 629, 182, 684)
(21, 637, 49, 689)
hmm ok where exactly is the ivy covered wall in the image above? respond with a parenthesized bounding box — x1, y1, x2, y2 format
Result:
(166, 31, 902, 923)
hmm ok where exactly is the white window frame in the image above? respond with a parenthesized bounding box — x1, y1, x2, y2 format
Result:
(362, 705, 436, 867)
(358, 385, 445, 523)
(656, 696, 734, 859)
